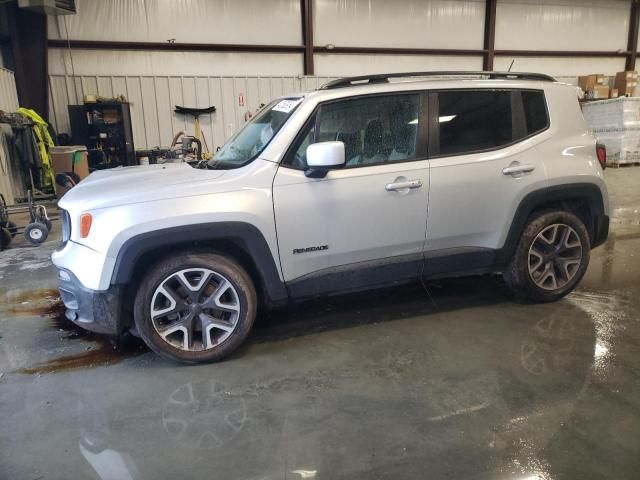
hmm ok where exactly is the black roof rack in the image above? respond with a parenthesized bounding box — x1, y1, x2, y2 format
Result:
(319, 71, 556, 90)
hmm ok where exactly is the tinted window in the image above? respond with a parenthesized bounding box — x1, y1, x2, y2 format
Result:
(437, 90, 513, 156)
(522, 90, 549, 135)
(284, 93, 421, 169)
(285, 118, 316, 169)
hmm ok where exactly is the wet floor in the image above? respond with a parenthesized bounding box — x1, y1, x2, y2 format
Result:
(1, 170, 639, 479)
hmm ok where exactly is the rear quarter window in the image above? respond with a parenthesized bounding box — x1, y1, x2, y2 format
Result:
(522, 90, 549, 135)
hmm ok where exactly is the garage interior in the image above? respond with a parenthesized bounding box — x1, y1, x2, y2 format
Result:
(1, 0, 640, 479)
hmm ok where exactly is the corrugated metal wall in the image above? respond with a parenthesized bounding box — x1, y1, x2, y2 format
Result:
(0, 67, 19, 112)
(0, 67, 20, 205)
(48, 75, 336, 151)
(49, 74, 582, 152)
(48, 0, 632, 78)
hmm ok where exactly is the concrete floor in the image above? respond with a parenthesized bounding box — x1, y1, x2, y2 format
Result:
(1, 169, 639, 480)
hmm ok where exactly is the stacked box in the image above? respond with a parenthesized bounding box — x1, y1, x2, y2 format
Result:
(615, 71, 638, 96)
(579, 74, 609, 99)
(581, 97, 640, 164)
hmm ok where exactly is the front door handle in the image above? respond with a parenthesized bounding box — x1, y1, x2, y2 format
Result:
(502, 164, 535, 175)
(385, 179, 423, 192)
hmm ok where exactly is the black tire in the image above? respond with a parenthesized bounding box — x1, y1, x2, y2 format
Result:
(24, 222, 49, 245)
(43, 218, 53, 231)
(134, 252, 257, 364)
(0, 227, 11, 251)
(504, 210, 590, 302)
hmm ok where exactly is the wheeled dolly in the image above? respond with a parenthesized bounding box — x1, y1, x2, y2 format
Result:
(0, 191, 52, 250)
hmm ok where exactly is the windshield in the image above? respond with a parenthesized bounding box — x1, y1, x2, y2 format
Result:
(208, 97, 303, 169)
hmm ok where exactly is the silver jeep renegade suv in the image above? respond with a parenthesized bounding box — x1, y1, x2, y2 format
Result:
(52, 71, 609, 364)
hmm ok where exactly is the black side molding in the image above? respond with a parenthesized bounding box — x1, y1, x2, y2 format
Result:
(110, 222, 288, 305)
(286, 253, 424, 300)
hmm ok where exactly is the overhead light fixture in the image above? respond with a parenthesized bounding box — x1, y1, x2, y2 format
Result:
(439, 115, 456, 123)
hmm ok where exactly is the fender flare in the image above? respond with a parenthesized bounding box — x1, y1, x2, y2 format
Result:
(110, 222, 288, 304)
(497, 182, 608, 263)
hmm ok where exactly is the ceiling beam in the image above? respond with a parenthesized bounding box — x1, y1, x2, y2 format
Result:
(48, 41, 632, 66)
(483, 0, 497, 70)
(313, 46, 485, 56)
(495, 49, 629, 58)
(626, 0, 639, 70)
(301, 0, 314, 75)
(47, 39, 304, 54)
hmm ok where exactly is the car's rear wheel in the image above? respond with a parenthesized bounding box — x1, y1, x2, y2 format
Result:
(504, 210, 590, 302)
(134, 252, 257, 363)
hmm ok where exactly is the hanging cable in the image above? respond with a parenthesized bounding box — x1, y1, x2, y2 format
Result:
(62, 16, 80, 103)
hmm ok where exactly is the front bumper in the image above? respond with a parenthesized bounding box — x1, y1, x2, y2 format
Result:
(57, 268, 124, 335)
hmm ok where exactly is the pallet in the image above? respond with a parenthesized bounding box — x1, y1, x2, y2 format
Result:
(606, 161, 640, 168)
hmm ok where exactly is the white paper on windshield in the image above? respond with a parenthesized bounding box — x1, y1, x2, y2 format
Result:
(272, 98, 302, 113)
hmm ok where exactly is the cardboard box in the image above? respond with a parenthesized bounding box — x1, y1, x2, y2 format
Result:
(50, 146, 89, 180)
(578, 75, 596, 91)
(615, 79, 638, 96)
(616, 71, 638, 82)
(588, 85, 610, 99)
(610, 88, 619, 98)
(579, 74, 607, 92)
(50, 146, 89, 198)
(102, 108, 120, 124)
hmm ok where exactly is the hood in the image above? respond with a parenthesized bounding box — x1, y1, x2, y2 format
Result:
(59, 163, 226, 211)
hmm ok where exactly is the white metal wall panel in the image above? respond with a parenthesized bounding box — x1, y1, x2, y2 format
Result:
(314, 0, 485, 49)
(48, 0, 302, 45)
(0, 67, 20, 205)
(48, 49, 304, 77)
(314, 54, 484, 76)
(496, 0, 630, 51)
(48, 75, 337, 151)
(0, 67, 19, 112)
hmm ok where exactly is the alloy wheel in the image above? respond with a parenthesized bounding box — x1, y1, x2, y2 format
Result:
(528, 223, 583, 291)
(150, 268, 241, 351)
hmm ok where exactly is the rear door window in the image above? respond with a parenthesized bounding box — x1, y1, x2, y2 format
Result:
(435, 90, 513, 157)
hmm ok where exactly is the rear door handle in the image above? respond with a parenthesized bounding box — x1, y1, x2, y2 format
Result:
(385, 179, 423, 191)
(502, 164, 535, 175)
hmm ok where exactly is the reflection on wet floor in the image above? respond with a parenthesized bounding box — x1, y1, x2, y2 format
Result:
(58, 295, 604, 480)
(1, 169, 640, 479)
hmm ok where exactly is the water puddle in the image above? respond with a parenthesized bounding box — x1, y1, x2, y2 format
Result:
(3, 288, 147, 374)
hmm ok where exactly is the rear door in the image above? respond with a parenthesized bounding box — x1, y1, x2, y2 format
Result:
(423, 88, 550, 274)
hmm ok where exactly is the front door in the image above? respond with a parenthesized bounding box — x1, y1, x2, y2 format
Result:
(273, 92, 430, 297)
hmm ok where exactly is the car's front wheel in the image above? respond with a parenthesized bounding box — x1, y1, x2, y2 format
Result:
(134, 252, 257, 363)
(504, 210, 591, 302)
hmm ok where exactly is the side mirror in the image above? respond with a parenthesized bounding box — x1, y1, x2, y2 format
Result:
(305, 141, 345, 178)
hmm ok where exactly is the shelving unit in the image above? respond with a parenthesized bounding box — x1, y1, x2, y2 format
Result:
(68, 102, 135, 170)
